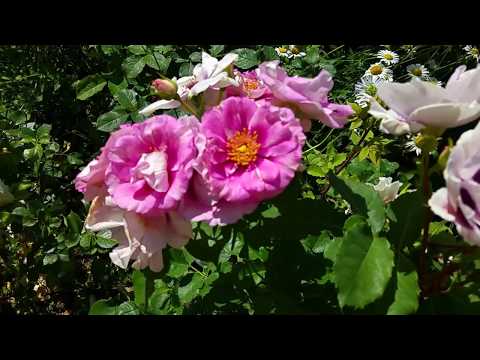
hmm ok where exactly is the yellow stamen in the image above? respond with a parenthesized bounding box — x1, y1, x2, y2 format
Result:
(369, 64, 383, 75)
(412, 68, 423, 76)
(278, 47, 287, 53)
(226, 128, 261, 166)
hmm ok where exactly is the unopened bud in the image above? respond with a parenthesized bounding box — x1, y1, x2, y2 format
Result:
(151, 79, 178, 100)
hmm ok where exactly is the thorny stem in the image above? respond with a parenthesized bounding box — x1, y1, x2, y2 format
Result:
(419, 151, 433, 297)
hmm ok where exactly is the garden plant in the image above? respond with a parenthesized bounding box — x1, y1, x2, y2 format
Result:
(1, 44, 480, 315)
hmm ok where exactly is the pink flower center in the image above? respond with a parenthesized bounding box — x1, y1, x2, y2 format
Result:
(226, 128, 260, 167)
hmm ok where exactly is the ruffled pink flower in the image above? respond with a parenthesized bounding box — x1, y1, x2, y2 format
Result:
(74, 132, 122, 201)
(226, 69, 272, 100)
(429, 121, 480, 246)
(100, 115, 200, 215)
(257, 61, 353, 131)
(180, 96, 305, 225)
(86, 195, 191, 272)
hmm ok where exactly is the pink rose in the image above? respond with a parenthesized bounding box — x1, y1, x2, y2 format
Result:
(257, 61, 353, 131)
(225, 69, 272, 100)
(99, 115, 200, 215)
(180, 96, 305, 225)
(86, 195, 191, 272)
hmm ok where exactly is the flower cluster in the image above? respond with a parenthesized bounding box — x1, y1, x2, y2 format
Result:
(364, 58, 480, 249)
(75, 52, 352, 272)
(354, 48, 398, 108)
(275, 45, 306, 59)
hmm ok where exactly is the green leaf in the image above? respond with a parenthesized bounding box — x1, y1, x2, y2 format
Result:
(122, 56, 145, 79)
(328, 172, 385, 234)
(178, 273, 204, 304)
(387, 270, 420, 315)
(117, 301, 140, 315)
(388, 191, 424, 249)
(148, 285, 170, 314)
(334, 217, 394, 309)
(75, 75, 107, 100)
(95, 236, 118, 249)
(189, 52, 202, 63)
(43, 254, 58, 266)
(324, 237, 343, 263)
(210, 45, 224, 57)
(179, 62, 193, 77)
(100, 45, 120, 55)
(301, 231, 331, 255)
(166, 249, 190, 279)
(127, 45, 147, 55)
(305, 47, 320, 64)
(80, 233, 93, 248)
(262, 46, 277, 61)
(66, 211, 82, 235)
(36, 124, 51, 143)
(89, 299, 118, 315)
(96, 111, 129, 132)
(234, 48, 259, 70)
(132, 270, 146, 307)
(115, 89, 137, 111)
(108, 78, 128, 96)
(219, 232, 245, 263)
(144, 53, 171, 73)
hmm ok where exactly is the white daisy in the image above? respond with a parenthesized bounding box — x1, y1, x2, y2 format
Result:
(288, 45, 306, 58)
(354, 75, 385, 108)
(275, 46, 291, 58)
(405, 138, 422, 156)
(364, 63, 393, 81)
(463, 45, 479, 61)
(406, 64, 430, 80)
(377, 50, 399, 65)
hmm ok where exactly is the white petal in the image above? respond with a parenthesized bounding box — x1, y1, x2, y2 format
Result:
(200, 52, 218, 78)
(139, 100, 181, 116)
(212, 53, 238, 77)
(445, 65, 480, 103)
(408, 102, 480, 129)
(377, 78, 448, 119)
(85, 196, 125, 232)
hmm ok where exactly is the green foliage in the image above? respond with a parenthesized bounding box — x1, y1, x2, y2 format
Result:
(334, 216, 394, 309)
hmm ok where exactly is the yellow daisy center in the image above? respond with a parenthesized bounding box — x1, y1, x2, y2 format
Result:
(412, 68, 423, 76)
(384, 53, 394, 60)
(226, 128, 261, 166)
(472, 48, 479, 56)
(369, 64, 383, 75)
(291, 47, 300, 54)
(278, 47, 288, 53)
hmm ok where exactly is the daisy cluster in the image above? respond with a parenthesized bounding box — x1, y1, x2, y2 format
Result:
(275, 45, 306, 59)
(355, 47, 443, 109)
(75, 52, 353, 272)
(354, 49, 398, 108)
